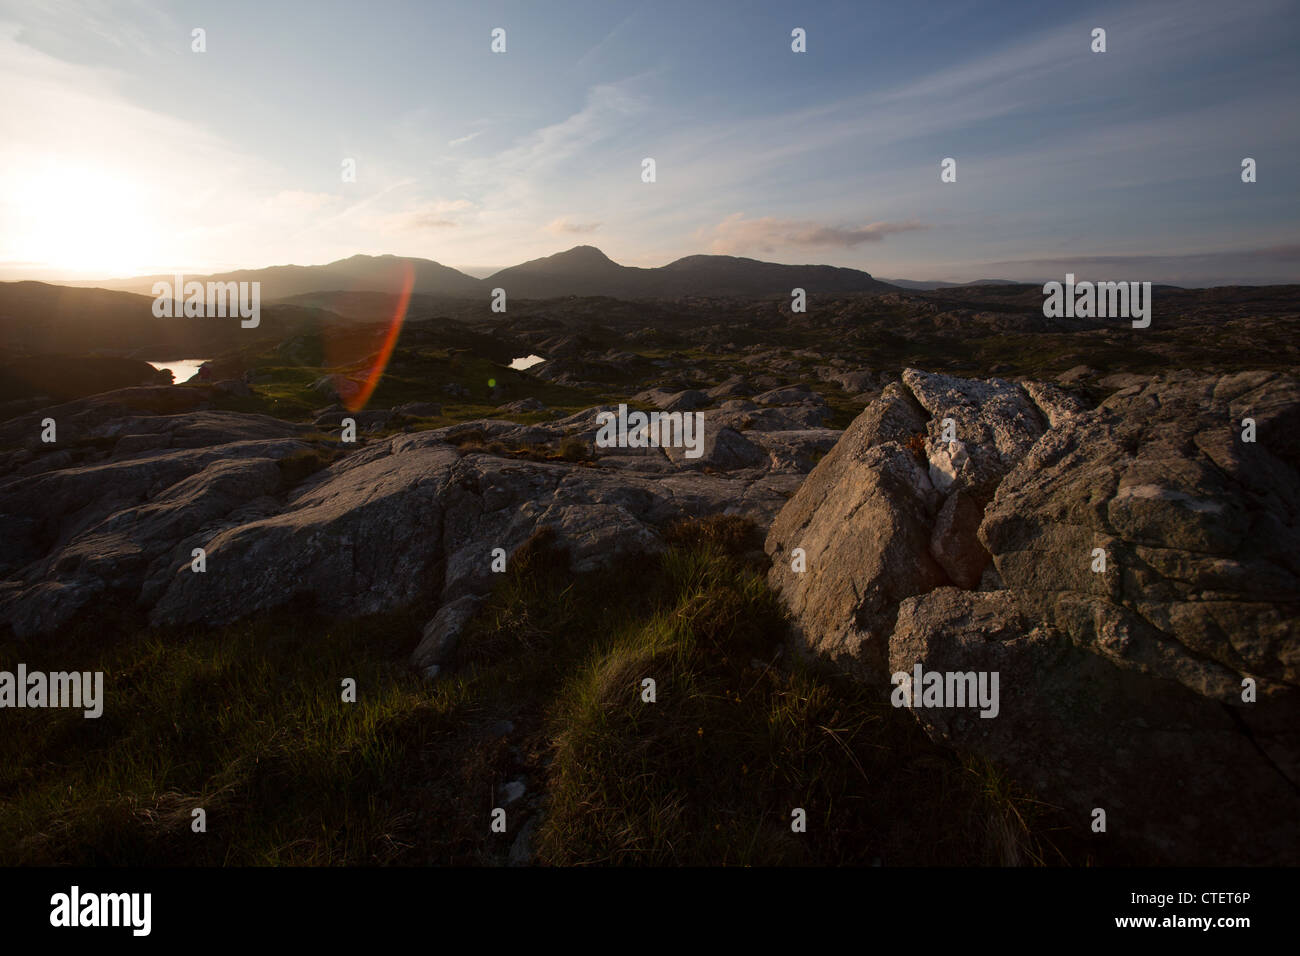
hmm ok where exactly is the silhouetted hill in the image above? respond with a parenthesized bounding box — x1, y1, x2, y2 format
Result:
(70, 247, 897, 302)
(0, 281, 349, 356)
(0, 355, 170, 402)
(63, 254, 485, 300)
(481, 246, 646, 298)
(656, 254, 896, 296)
(485, 246, 895, 298)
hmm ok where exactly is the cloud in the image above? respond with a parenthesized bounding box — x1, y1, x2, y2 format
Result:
(701, 214, 926, 254)
(374, 198, 473, 233)
(546, 217, 601, 235)
(457, 83, 646, 209)
(992, 245, 1300, 268)
(967, 245, 1300, 286)
(448, 130, 484, 147)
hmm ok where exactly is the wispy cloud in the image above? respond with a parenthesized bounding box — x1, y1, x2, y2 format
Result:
(457, 83, 647, 209)
(701, 214, 926, 254)
(979, 244, 1300, 285)
(374, 199, 474, 234)
(547, 217, 601, 235)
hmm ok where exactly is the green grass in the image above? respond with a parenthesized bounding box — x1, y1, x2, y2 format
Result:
(530, 520, 1084, 865)
(0, 517, 1095, 866)
(203, 337, 600, 425)
(0, 601, 441, 865)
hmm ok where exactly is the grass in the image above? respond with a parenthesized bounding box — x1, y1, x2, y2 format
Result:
(0, 600, 442, 865)
(211, 344, 599, 425)
(531, 519, 1084, 865)
(0, 517, 1096, 866)
(274, 445, 343, 489)
(443, 428, 592, 464)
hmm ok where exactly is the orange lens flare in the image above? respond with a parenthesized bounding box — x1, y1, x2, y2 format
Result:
(343, 261, 414, 412)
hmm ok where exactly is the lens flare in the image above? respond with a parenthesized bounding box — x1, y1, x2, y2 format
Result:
(343, 260, 414, 412)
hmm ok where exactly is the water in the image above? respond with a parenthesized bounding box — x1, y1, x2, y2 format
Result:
(147, 359, 209, 384)
(508, 354, 546, 371)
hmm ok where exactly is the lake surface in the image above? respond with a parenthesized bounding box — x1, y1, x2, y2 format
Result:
(509, 354, 545, 371)
(148, 359, 209, 384)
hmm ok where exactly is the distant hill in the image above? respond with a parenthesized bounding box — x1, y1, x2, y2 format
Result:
(0, 355, 171, 403)
(67, 246, 897, 302)
(273, 290, 479, 324)
(64, 254, 485, 300)
(481, 246, 634, 298)
(0, 281, 348, 357)
(484, 246, 895, 298)
(654, 253, 896, 297)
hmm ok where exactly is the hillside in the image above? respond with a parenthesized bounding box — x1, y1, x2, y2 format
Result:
(0, 281, 354, 357)
(485, 246, 895, 298)
(60, 246, 898, 303)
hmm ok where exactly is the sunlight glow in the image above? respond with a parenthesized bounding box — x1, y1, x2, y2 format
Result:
(5, 157, 166, 276)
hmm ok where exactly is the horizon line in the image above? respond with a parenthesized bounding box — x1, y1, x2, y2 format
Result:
(2, 241, 1298, 289)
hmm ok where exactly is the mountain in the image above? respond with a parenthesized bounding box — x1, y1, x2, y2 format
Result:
(69, 246, 895, 302)
(64, 254, 485, 300)
(654, 254, 896, 297)
(484, 246, 895, 298)
(481, 246, 636, 298)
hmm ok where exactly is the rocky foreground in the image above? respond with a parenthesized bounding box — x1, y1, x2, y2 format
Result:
(0, 382, 833, 655)
(1, 365, 1297, 864)
(767, 367, 1300, 864)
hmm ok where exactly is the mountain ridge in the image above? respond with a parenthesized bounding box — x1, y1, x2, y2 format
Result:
(60, 246, 897, 300)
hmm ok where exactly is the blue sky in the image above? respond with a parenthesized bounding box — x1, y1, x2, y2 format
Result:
(1, 0, 1297, 284)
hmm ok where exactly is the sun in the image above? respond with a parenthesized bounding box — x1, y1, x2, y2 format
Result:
(4, 157, 166, 277)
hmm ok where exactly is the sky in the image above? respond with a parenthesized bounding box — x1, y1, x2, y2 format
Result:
(0, 0, 1297, 285)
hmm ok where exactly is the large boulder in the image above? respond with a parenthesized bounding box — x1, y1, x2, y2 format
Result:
(767, 368, 1300, 864)
(765, 382, 948, 675)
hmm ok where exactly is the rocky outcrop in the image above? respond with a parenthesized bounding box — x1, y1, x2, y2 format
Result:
(0, 387, 828, 674)
(766, 368, 1300, 864)
(766, 382, 947, 675)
